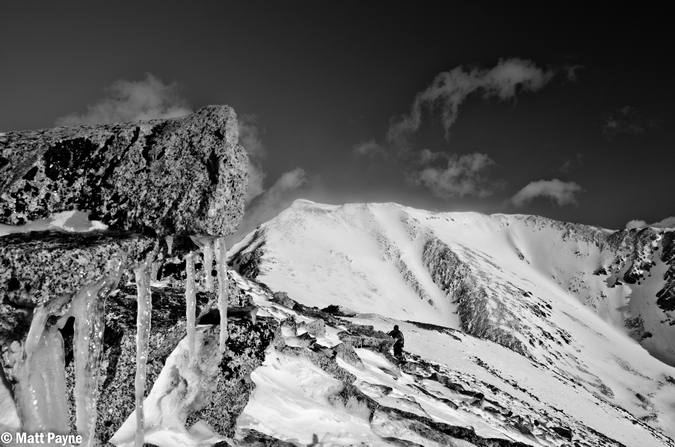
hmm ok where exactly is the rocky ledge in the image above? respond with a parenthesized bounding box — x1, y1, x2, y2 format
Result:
(0, 105, 248, 236)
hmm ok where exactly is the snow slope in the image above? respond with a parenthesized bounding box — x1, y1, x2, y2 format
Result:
(229, 200, 675, 442)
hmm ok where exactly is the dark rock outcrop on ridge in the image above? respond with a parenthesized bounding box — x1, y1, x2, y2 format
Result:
(0, 105, 248, 236)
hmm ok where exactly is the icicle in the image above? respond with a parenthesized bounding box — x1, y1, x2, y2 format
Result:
(23, 304, 50, 364)
(215, 237, 229, 354)
(190, 236, 215, 292)
(24, 294, 69, 362)
(166, 235, 174, 255)
(72, 256, 124, 447)
(12, 296, 70, 437)
(184, 252, 197, 361)
(133, 259, 153, 447)
(32, 325, 70, 432)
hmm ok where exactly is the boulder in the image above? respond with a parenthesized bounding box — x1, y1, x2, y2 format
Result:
(0, 105, 248, 237)
(300, 319, 325, 338)
(271, 292, 297, 309)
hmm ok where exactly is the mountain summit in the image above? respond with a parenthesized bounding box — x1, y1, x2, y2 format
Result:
(229, 199, 675, 443)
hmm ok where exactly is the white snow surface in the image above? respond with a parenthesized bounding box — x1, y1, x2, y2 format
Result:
(0, 210, 108, 237)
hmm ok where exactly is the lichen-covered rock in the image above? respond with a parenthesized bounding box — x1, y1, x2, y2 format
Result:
(270, 291, 297, 309)
(300, 318, 325, 337)
(0, 105, 248, 237)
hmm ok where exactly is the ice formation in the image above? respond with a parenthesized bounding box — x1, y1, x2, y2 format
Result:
(165, 235, 174, 255)
(184, 252, 197, 360)
(133, 260, 153, 447)
(215, 238, 229, 353)
(72, 256, 124, 447)
(12, 299, 70, 436)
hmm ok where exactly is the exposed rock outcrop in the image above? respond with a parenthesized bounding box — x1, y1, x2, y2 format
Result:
(0, 105, 248, 236)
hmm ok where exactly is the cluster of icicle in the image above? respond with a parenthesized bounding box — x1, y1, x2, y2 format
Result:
(132, 236, 230, 447)
(10, 236, 230, 447)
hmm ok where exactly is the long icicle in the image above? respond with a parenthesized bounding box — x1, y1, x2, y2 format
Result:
(215, 238, 229, 354)
(33, 325, 70, 434)
(73, 256, 124, 447)
(13, 295, 70, 436)
(184, 252, 197, 361)
(202, 239, 215, 292)
(133, 258, 153, 447)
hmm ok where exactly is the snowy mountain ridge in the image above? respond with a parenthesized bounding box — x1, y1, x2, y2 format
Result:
(228, 199, 675, 444)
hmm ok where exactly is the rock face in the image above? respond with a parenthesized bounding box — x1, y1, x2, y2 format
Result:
(0, 105, 248, 236)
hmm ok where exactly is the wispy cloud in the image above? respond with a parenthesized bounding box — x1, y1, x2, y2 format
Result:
(238, 114, 267, 203)
(352, 139, 384, 158)
(511, 179, 582, 207)
(229, 168, 308, 244)
(56, 73, 192, 126)
(408, 152, 498, 198)
(557, 152, 583, 174)
(386, 58, 568, 147)
(354, 58, 575, 200)
(601, 106, 659, 140)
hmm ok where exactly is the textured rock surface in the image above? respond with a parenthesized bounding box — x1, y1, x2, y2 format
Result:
(0, 230, 156, 347)
(0, 105, 248, 237)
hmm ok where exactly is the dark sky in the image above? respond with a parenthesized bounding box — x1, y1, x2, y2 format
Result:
(1, 2, 673, 237)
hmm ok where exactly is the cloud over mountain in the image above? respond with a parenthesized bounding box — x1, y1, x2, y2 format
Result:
(408, 152, 498, 198)
(511, 179, 582, 206)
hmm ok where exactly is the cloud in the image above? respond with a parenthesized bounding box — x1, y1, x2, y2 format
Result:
(353, 139, 384, 158)
(652, 216, 675, 228)
(511, 179, 582, 207)
(56, 73, 192, 126)
(601, 106, 659, 140)
(557, 152, 583, 174)
(625, 216, 675, 230)
(238, 114, 267, 203)
(387, 58, 565, 146)
(353, 58, 572, 200)
(625, 219, 648, 230)
(408, 152, 498, 198)
(228, 168, 308, 245)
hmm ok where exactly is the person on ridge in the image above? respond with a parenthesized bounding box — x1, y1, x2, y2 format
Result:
(388, 324, 405, 359)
